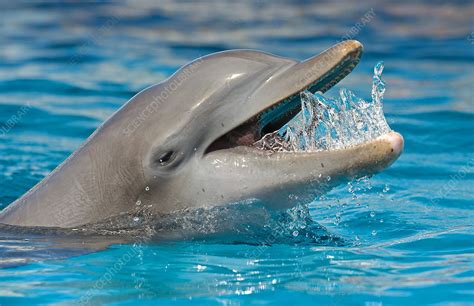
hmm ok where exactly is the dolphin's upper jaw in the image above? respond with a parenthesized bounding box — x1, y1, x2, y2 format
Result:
(206, 40, 364, 153)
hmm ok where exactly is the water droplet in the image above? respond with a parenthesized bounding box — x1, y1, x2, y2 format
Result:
(195, 264, 207, 272)
(292, 230, 299, 237)
(326, 176, 331, 181)
(135, 200, 141, 206)
(133, 216, 140, 222)
(288, 194, 299, 200)
(145, 186, 150, 191)
(383, 184, 390, 193)
(371, 230, 377, 236)
(370, 211, 376, 218)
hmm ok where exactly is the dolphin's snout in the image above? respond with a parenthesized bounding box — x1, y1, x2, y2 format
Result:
(380, 131, 404, 158)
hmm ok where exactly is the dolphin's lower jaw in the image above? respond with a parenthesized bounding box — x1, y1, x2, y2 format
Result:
(198, 131, 403, 211)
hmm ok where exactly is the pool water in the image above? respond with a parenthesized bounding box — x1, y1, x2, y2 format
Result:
(0, 1, 473, 305)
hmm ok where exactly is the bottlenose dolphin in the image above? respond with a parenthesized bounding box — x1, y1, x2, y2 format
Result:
(0, 40, 403, 228)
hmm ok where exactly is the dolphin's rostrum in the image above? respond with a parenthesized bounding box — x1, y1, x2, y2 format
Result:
(0, 40, 403, 228)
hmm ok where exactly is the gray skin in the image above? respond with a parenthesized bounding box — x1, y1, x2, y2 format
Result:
(0, 40, 403, 228)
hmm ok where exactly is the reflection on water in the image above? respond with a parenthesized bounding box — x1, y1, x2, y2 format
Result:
(0, 0, 473, 305)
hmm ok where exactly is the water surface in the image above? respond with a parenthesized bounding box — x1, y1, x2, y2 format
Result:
(0, 0, 473, 305)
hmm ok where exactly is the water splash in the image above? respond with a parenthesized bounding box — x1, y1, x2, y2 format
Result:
(254, 62, 390, 152)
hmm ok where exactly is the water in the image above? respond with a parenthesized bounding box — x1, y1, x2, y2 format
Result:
(0, 1, 473, 305)
(255, 62, 391, 152)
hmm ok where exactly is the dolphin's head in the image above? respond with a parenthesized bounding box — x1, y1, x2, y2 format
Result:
(116, 40, 403, 215)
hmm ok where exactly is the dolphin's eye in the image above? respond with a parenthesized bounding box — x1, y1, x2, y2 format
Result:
(157, 151, 175, 166)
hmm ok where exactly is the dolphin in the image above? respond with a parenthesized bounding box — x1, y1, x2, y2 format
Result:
(0, 40, 403, 229)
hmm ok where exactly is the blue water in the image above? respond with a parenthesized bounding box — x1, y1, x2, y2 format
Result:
(0, 1, 473, 305)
